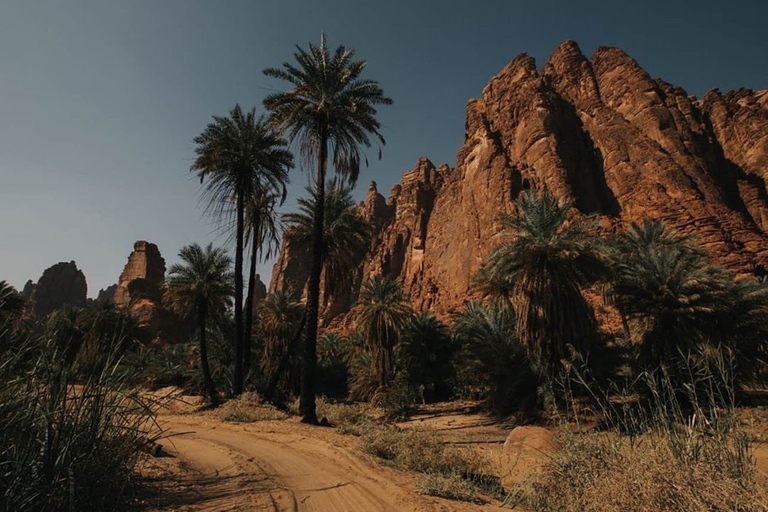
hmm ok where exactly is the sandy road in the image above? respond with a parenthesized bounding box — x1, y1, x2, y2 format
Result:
(147, 414, 503, 512)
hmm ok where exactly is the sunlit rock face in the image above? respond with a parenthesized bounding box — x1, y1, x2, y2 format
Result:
(29, 261, 87, 317)
(270, 41, 768, 321)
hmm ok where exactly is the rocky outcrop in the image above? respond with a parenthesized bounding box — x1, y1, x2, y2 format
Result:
(250, 274, 268, 315)
(271, 41, 768, 319)
(30, 261, 87, 317)
(97, 284, 118, 302)
(114, 241, 184, 340)
(20, 280, 36, 300)
(114, 241, 166, 307)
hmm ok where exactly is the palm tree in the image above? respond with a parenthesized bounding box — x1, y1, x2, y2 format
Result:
(263, 34, 391, 423)
(164, 243, 234, 406)
(477, 189, 607, 377)
(611, 242, 730, 365)
(192, 105, 293, 396)
(0, 281, 25, 322)
(400, 312, 455, 403)
(243, 190, 282, 382)
(452, 302, 539, 412)
(258, 291, 304, 396)
(283, 178, 372, 311)
(357, 276, 413, 393)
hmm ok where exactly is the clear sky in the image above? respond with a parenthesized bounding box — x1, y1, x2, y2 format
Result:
(1, 0, 766, 296)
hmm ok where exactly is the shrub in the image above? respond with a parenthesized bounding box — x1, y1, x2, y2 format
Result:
(0, 322, 163, 512)
(217, 392, 287, 422)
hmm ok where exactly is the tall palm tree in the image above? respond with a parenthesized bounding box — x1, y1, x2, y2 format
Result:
(477, 189, 607, 377)
(357, 276, 413, 392)
(243, 190, 282, 382)
(192, 105, 293, 396)
(263, 34, 391, 423)
(282, 178, 372, 311)
(0, 281, 25, 322)
(164, 243, 234, 406)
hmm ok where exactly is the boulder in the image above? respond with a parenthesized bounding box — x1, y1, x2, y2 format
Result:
(500, 426, 557, 492)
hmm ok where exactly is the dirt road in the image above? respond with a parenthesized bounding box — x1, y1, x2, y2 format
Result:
(143, 413, 505, 512)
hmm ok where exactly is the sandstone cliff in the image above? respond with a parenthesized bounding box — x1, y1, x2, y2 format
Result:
(271, 41, 768, 319)
(30, 261, 87, 317)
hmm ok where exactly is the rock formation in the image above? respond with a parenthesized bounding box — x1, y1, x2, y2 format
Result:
(30, 261, 87, 317)
(114, 241, 183, 339)
(271, 41, 768, 320)
(97, 284, 118, 302)
(250, 274, 268, 316)
(20, 280, 35, 300)
(114, 241, 166, 307)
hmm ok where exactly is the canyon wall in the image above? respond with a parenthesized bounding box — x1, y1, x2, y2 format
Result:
(271, 41, 768, 320)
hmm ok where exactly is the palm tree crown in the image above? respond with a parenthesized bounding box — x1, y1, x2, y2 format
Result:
(263, 34, 392, 184)
(477, 189, 607, 375)
(357, 276, 413, 390)
(0, 281, 26, 321)
(283, 178, 371, 304)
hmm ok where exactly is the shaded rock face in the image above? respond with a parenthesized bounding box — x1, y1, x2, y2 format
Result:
(30, 261, 87, 317)
(97, 284, 117, 302)
(271, 41, 768, 319)
(250, 274, 268, 316)
(21, 280, 36, 300)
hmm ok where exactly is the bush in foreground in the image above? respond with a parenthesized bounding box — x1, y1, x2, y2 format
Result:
(0, 323, 162, 512)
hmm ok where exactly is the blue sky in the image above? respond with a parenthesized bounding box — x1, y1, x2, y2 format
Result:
(1, 0, 766, 296)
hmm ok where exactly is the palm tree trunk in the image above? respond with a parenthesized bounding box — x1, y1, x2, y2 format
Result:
(234, 191, 245, 396)
(244, 220, 260, 385)
(198, 302, 219, 406)
(299, 126, 328, 424)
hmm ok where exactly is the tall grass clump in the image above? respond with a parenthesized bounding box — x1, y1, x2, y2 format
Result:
(509, 349, 768, 512)
(0, 322, 163, 512)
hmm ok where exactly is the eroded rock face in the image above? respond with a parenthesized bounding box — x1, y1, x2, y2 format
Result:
(114, 241, 166, 307)
(30, 261, 87, 317)
(114, 241, 183, 340)
(250, 274, 267, 316)
(97, 284, 117, 302)
(271, 41, 768, 319)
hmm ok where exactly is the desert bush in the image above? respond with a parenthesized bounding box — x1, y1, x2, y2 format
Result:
(510, 429, 767, 512)
(417, 472, 483, 503)
(360, 423, 500, 500)
(0, 322, 163, 512)
(314, 397, 373, 435)
(217, 391, 287, 422)
(510, 345, 767, 512)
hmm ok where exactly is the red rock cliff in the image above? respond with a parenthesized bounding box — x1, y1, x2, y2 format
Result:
(271, 41, 768, 319)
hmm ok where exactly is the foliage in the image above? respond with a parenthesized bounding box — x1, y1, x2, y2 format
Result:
(477, 189, 607, 376)
(283, 178, 372, 307)
(0, 281, 25, 321)
(452, 302, 540, 414)
(357, 276, 413, 392)
(164, 243, 234, 404)
(399, 312, 456, 403)
(257, 291, 304, 395)
(0, 324, 163, 512)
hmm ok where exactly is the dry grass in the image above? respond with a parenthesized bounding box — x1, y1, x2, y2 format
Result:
(509, 429, 768, 512)
(359, 423, 500, 502)
(217, 392, 288, 423)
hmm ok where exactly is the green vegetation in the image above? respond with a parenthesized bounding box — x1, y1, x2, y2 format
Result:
(0, 320, 162, 512)
(191, 104, 293, 396)
(163, 243, 234, 406)
(263, 34, 392, 423)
